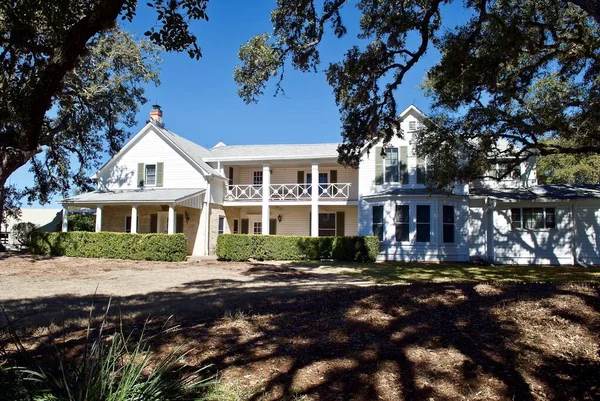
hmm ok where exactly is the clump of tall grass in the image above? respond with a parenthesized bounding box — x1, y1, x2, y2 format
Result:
(0, 300, 213, 401)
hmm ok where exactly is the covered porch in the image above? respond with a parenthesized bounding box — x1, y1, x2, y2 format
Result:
(58, 188, 206, 255)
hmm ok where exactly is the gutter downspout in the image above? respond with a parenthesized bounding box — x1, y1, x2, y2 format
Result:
(571, 203, 588, 268)
(204, 178, 212, 256)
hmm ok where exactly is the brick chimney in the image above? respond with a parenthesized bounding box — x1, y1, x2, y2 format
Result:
(149, 104, 163, 124)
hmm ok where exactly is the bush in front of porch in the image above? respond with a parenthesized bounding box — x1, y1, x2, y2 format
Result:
(30, 232, 187, 261)
(216, 234, 379, 262)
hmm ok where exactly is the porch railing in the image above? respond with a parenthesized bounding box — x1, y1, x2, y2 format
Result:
(225, 183, 351, 201)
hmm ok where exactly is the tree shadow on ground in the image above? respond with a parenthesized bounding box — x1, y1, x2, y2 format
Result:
(1, 273, 600, 400)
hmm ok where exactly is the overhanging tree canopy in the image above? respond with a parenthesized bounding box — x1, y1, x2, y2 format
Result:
(234, 0, 600, 188)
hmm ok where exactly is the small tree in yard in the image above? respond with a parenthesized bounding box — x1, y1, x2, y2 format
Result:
(11, 222, 37, 248)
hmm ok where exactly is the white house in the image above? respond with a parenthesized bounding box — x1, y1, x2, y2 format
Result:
(59, 105, 600, 265)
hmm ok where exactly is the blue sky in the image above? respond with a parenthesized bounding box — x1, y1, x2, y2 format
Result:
(11, 0, 471, 207)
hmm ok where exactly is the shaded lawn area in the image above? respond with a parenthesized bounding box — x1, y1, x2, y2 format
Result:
(328, 262, 600, 284)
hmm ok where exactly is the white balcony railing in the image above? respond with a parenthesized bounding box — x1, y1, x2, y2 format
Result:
(225, 183, 351, 202)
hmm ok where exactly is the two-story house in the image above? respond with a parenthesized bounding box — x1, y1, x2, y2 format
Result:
(60, 105, 600, 265)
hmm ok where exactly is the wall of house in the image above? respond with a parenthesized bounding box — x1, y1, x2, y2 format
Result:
(226, 164, 359, 201)
(100, 204, 201, 255)
(574, 202, 600, 265)
(97, 127, 207, 190)
(222, 205, 358, 237)
(208, 205, 227, 255)
(362, 196, 470, 262)
(490, 202, 573, 265)
(467, 199, 488, 258)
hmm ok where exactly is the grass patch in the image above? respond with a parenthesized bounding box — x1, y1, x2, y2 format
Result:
(332, 262, 600, 284)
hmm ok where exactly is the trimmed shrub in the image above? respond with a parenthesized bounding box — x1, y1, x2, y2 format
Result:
(11, 222, 37, 247)
(68, 213, 96, 231)
(217, 234, 379, 262)
(30, 231, 188, 261)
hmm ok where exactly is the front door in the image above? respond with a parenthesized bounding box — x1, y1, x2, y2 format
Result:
(157, 212, 168, 233)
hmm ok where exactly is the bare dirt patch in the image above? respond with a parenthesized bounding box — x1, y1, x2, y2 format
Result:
(2, 255, 600, 400)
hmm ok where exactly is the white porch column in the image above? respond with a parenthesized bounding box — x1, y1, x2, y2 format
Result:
(95, 205, 102, 232)
(131, 205, 138, 234)
(262, 164, 270, 234)
(311, 162, 319, 237)
(61, 206, 68, 232)
(168, 204, 176, 234)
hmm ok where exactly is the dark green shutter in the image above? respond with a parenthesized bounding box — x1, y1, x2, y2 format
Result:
(150, 214, 157, 233)
(176, 214, 184, 233)
(336, 212, 345, 237)
(241, 219, 249, 234)
(137, 163, 145, 187)
(330, 170, 337, 184)
(269, 219, 277, 235)
(400, 146, 409, 184)
(416, 157, 426, 184)
(375, 147, 383, 184)
(156, 162, 164, 187)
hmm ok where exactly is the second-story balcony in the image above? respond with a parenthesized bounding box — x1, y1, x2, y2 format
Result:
(225, 183, 351, 202)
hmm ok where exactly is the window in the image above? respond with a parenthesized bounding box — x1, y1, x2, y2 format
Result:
(0, 231, 8, 245)
(385, 148, 399, 183)
(395, 205, 409, 242)
(511, 208, 556, 229)
(318, 173, 328, 194)
(233, 219, 239, 234)
(145, 164, 156, 186)
(408, 121, 417, 131)
(218, 217, 225, 235)
(253, 171, 263, 186)
(442, 205, 455, 243)
(372, 206, 384, 241)
(253, 221, 262, 234)
(416, 205, 430, 242)
(318, 213, 336, 236)
(493, 161, 521, 180)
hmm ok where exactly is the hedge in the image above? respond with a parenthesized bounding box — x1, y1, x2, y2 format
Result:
(216, 234, 379, 262)
(30, 232, 188, 262)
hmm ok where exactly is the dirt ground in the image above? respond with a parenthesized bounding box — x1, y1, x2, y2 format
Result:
(2, 254, 600, 401)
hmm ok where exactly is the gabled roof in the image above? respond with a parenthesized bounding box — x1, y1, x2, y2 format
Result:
(204, 143, 340, 161)
(94, 122, 225, 180)
(471, 184, 600, 201)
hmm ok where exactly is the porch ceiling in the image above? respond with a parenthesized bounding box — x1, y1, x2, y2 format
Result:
(58, 188, 205, 207)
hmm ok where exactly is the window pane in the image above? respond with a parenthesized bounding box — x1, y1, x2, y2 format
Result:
(385, 148, 399, 183)
(233, 219, 239, 234)
(523, 208, 534, 229)
(545, 208, 556, 229)
(416, 205, 430, 223)
(443, 205, 454, 224)
(253, 222, 262, 234)
(396, 224, 409, 242)
(395, 205, 409, 223)
(145, 164, 156, 185)
(218, 217, 224, 235)
(416, 224, 430, 242)
(372, 206, 384, 241)
(443, 224, 454, 243)
(533, 208, 544, 229)
(511, 208, 522, 229)
(319, 213, 336, 229)
(373, 224, 384, 241)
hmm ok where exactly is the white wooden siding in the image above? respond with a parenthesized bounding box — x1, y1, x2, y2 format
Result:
(98, 128, 207, 190)
(468, 199, 488, 257)
(491, 203, 573, 265)
(574, 204, 600, 265)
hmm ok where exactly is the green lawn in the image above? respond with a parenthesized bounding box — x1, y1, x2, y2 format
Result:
(333, 262, 600, 284)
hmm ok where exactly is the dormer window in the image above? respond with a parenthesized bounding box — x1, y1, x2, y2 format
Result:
(145, 164, 157, 186)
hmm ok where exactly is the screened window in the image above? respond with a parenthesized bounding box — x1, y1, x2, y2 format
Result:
(253, 171, 263, 186)
(511, 208, 556, 229)
(385, 148, 399, 183)
(318, 213, 336, 236)
(416, 205, 430, 242)
(442, 205, 455, 243)
(145, 164, 156, 186)
(372, 206, 384, 241)
(218, 217, 225, 235)
(395, 205, 409, 242)
(253, 221, 262, 234)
